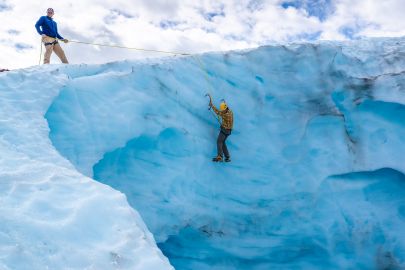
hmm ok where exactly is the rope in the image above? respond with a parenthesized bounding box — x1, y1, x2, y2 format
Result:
(38, 39, 43, 65)
(193, 56, 221, 124)
(37, 38, 219, 123)
(67, 39, 220, 123)
(68, 41, 219, 113)
(209, 106, 222, 125)
(68, 40, 191, 56)
(192, 55, 215, 94)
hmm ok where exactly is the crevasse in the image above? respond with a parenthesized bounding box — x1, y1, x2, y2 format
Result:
(44, 37, 405, 269)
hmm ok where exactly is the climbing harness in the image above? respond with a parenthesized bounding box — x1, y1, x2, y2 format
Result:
(38, 39, 59, 64)
(44, 40, 58, 46)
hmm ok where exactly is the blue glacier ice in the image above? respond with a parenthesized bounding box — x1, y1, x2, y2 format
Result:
(1, 37, 405, 270)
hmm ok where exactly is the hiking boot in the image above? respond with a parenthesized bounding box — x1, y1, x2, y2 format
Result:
(212, 156, 223, 162)
(225, 157, 231, 162)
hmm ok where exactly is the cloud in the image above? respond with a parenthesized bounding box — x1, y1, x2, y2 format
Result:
(0, 0, 13, 12)
(8, 29, 20, 35)
(0, 0, 404, 69)
(15, 43, 33, 52)
(281, 0, 335, 22)
(159, 20, 183, 30)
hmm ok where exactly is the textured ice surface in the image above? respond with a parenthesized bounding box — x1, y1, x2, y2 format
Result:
(0, 66, 173, 270)
(3, 37, 405, 270)
(46, 38, 405, 269)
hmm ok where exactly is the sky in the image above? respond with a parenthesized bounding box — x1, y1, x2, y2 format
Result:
(0, 0, 404, 69)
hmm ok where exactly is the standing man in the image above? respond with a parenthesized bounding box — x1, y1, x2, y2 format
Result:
(208, 94, 234, 162)
(35, 8, 69, 64)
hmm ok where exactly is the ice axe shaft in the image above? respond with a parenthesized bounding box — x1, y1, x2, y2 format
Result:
(205, 93, 212, 110)
(205, 93, 221, 125)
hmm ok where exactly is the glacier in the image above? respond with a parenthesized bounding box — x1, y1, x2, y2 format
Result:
(1, 37, 405, 269)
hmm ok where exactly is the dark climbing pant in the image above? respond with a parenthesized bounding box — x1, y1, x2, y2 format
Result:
(217, 128, 231, 158)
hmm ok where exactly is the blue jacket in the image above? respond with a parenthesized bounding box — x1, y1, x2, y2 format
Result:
(35, 16, 64, 39)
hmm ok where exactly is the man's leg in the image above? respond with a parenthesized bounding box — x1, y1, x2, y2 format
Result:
(53, 42, 69, 63)
(216, 131, 226, 158)
(223, 135, 230, 159)
(42, 36, 55, 64)
(43, 45, 53, 64)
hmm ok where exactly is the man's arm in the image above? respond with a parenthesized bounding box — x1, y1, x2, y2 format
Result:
(35, 17, 44, 35)
(211, 104, 221, 115)
(55, 23, 64, 40)
(208, 94, 221, 115)
(56, 33, 64, 40)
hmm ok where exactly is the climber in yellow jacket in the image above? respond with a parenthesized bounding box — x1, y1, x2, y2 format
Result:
(208, 94, 234, 162)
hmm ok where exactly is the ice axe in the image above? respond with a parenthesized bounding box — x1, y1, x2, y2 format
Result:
(205, 93, 213, 110)
(205, 93, 221, 124)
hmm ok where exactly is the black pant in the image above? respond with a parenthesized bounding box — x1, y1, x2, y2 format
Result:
(217, 128, 231, 158)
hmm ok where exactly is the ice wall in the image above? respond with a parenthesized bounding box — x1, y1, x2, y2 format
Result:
(45, 37, 405, 269)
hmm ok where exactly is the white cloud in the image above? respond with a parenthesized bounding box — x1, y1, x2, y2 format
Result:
(0, 0, 404, 69)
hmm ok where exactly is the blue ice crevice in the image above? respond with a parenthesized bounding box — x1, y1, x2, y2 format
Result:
(46, 38, 405, 269)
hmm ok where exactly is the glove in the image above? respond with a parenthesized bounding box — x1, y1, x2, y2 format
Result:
(62, 39, 69, 43)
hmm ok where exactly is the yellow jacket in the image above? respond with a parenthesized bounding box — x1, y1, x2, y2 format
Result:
(212, 105, 233, 130)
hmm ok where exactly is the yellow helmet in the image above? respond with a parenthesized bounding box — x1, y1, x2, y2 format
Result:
(220, 101, 227, 111)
